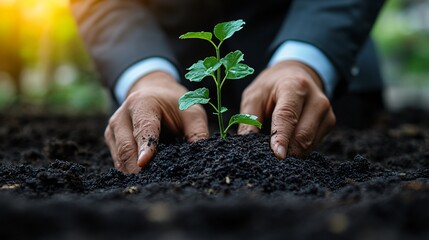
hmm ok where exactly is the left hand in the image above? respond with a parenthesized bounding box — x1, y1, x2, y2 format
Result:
(238, 60, 336, 159)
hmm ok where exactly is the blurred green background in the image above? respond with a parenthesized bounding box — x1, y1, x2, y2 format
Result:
(0, 0, 428, 113)
(0, 0, 109, 113)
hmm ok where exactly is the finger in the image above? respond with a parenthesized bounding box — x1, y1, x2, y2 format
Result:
(104, 126, 120, 169)
(109, 110, 141, 173)
(238, 89, 265, 135)
(288, 96, 331, 157)
(180, 105, 209, 142)
(130, 102, 161, 168)
(270, 92, 305, 160)
(313, 107, 336, 148)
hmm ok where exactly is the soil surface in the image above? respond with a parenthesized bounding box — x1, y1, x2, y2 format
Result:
(0, 108, 428, 240)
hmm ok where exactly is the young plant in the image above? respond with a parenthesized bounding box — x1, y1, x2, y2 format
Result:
(178, 19, 262, 139)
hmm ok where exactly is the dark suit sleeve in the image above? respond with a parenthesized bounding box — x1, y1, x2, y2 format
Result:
(70, 0, 177, 99)
(270, 0, 385, 96)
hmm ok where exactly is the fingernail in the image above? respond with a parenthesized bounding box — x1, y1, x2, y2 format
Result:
(276, 145, 286, 160)
(138, 150, 145, 160)
(137, 150, 147, 167)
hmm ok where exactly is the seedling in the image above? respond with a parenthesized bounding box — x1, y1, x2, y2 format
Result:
(178, 19, 262, 139)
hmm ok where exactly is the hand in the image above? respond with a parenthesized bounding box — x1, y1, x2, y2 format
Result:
(238, 60, 336, 159)
(104, 71, 209, 173)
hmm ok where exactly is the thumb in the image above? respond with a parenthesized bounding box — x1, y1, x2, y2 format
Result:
(132, 111, 161, 168)
(270, 94, 304, 159)
(137, 133, 159, 168)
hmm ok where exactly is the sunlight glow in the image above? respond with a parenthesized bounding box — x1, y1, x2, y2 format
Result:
(0, 0, 16, 5)
(0, 0, 70, 26)
(20, 0, 69, 26)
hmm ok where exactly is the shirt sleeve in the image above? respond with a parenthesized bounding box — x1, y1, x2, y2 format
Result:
(268, 40, 338, 99)
(114, 57, 180, 104)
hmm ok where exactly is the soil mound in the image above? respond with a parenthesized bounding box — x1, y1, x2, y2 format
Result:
(0, 111, 428, 239)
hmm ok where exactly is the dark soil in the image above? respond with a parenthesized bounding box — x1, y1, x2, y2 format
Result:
(0, 108, 428, 240)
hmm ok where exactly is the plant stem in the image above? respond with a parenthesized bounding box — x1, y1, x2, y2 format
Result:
(215, 46, 225, 138)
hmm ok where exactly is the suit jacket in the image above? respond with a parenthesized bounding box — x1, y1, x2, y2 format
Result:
(71, 0, 385, 112)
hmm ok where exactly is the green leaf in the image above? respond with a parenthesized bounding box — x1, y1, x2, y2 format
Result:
(178, 88, 210, 110)
(179, 31, 212, 41)
(203, 57, 222, 74)
(213, 107, 228, 115)
(220, 50, 244, 71)
(185, 56, 220, 82)
(185, 60, 207, 82)
(228, 114, 262, 129)
(214, 19, 245, 42)
(226, 63, 254, 79)
(221, 51, 254, 79)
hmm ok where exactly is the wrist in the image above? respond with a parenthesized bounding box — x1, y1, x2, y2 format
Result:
(127, 71, 178, 97)
(273, 60, 325, 94)
(269, 41, 337, 99)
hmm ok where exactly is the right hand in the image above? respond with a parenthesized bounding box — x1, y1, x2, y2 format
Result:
(104, 71, 209, 173)
(237, 61, 336, 159)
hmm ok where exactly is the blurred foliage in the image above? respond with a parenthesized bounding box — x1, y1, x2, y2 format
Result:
(0, 0, 108, 113)
(44, 81, 109, 113)
(0, 0, 428, 112)
(373, 0, 429, 85)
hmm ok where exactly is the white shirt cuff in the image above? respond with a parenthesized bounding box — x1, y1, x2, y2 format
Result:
(268, 41, 338, 99)
(114, 57, 180, 103)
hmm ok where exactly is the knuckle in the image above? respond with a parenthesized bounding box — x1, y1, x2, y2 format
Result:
(104, 127, 111, 141)
(129, 96, 160, 121)
(317, 96, 331, 112)
(125, 91, 157, 112)
(108, 114, 121, 130)
(275, 76, 310, 98)
(293, 76, 310, 91)
(132, 117, 159, 137)
(295, 129, 314, 150)
(125, 91, 142, 105)
(274, 105, 299, 128)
